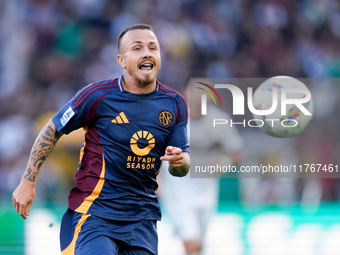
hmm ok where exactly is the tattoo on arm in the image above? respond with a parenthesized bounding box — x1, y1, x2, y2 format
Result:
(23, 168, 37, 182)
(23, 121, 63, 182)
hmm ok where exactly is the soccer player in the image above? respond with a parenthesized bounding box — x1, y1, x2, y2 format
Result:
(12, 24, 190, 255)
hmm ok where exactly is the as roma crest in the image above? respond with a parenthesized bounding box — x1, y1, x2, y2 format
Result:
(158, 110, 173, 127)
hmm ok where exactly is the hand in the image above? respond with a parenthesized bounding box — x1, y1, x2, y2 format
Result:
(12, 180, 36, 220)
(160, 146, 184, 168)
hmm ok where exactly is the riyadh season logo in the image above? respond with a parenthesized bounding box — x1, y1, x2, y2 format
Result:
(130, 130, 155, 156)
(195, 76, 314, 138)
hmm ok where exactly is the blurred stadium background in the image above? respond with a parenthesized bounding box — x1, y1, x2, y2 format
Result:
(1, 0, 340, 254)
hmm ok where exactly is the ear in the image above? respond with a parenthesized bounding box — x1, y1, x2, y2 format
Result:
(117, 54, 126, 69)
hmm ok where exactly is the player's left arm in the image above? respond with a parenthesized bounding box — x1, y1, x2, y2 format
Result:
(160, 146, 190, 177)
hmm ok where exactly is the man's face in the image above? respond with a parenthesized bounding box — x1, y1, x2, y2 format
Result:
(118, 29, 161, 87)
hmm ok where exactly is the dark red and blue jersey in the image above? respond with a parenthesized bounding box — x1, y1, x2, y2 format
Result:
(52, 76, 189, 221)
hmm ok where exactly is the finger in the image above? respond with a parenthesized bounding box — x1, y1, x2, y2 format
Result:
(19, 204, 27, 220)
(162, 152, 183, 161)
(12, 197, 17, 209)
(160, 155, 171, 161)
(171, 155, 183, 163)
(13, 197, 19, 213)
(164, 146, 173, 155)
(172, 153, 184, 160)
(166, 147, 182, 156)
(172, 148, 182, 155)
(169, 157, 183, 166)
(15, 202, 20, 213)
(25, 202, 32, 217)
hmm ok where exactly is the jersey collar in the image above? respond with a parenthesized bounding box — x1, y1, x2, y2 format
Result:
(118, 75, 159, 99)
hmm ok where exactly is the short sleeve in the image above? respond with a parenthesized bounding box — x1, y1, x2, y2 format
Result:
(52, 85, 102, 134)
(168, 96, 189, 152)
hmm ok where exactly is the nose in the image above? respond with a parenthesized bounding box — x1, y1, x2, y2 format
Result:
(142, 47, 152, 58)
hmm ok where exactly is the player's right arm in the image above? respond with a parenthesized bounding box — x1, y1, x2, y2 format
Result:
(12, 119, 63, 219)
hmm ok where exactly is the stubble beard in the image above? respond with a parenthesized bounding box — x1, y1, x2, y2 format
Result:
(137, 75, 156, 88)
(127, 69, 157, 89)
(123, 66, 158, 91)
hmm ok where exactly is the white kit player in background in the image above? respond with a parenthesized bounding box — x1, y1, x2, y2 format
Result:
(159, 83, 244, 255)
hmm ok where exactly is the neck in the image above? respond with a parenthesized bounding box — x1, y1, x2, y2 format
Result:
(122, 74, 157, 94)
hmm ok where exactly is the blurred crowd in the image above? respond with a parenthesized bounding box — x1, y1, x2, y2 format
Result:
(1, 0, 340, 205)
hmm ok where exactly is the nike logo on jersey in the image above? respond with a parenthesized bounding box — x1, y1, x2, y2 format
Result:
(111, 112, 129, 124)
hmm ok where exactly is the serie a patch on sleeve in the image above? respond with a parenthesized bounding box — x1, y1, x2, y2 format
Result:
(60, 106, 75, 126)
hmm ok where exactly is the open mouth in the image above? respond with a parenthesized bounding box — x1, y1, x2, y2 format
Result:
(139, 63, 154, 72)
